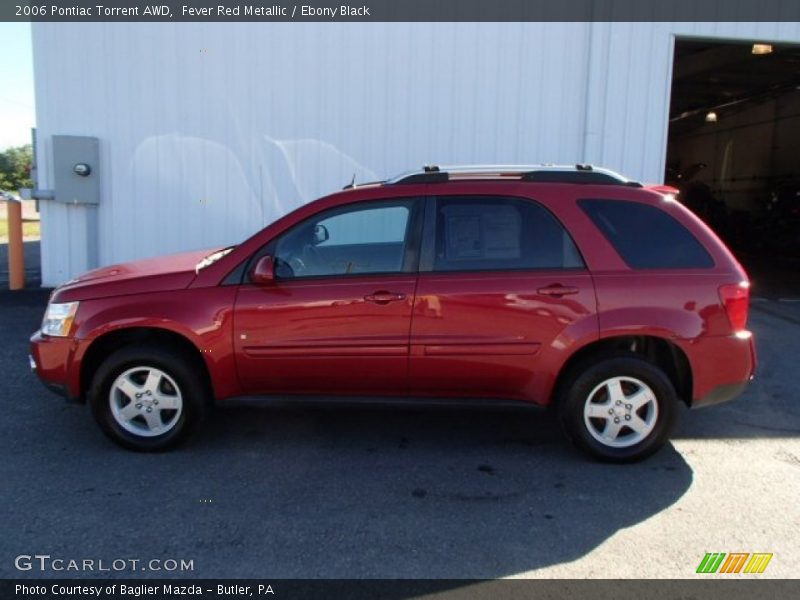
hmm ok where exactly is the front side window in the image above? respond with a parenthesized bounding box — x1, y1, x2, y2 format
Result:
(274, 200, 415, 278)
(428, 196, 584, 272)
(579, 199, 714, 269)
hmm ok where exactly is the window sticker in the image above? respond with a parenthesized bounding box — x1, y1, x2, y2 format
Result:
(445, 213, 483, 259)
(442, 204, 521, 261)
(482, 208, 521, 259)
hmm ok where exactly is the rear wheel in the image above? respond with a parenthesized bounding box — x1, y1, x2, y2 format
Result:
(558, 356, 678, 462)
(89, 345, 209, 451)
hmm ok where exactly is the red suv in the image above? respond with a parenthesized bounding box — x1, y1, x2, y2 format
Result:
(30, 165, 756, 461)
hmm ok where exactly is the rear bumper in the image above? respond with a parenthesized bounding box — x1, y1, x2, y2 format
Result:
(29, 331, 83, 402)
(686, 332, 756, 408)
(695, 381, 750, 408)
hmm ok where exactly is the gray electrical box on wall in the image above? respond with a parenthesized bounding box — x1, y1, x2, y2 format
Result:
(52, 135, 100, 205)
(22, 132, 102, 278)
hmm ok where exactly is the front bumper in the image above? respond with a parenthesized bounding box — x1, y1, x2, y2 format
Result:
(29, 331, 82, 402)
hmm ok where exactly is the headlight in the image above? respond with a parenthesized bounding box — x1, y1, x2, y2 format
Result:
(41, 302, 80, 337)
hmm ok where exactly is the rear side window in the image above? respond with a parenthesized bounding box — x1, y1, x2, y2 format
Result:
(579, 199, 714, 269)
(428, 196, 584, 272)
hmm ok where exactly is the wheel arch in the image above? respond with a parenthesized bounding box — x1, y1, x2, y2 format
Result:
(79, 327, 213, 403)
(553, 334, 693, 407)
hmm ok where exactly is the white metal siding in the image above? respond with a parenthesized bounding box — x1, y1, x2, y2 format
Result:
(32, 21, 800, 286)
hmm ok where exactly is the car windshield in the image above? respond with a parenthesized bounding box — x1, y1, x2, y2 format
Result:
(195, 246, 235, 272)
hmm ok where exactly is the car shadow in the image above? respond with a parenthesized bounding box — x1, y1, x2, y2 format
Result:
(0, 379, 693, 580)
(10, 289, 799, 580)
(172, 403, 693, 578)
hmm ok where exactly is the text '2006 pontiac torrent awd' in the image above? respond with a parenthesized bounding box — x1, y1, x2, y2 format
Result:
(30, 165, 756, 462)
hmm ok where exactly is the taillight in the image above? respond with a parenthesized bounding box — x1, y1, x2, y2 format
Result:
(719, 282, 750, 332)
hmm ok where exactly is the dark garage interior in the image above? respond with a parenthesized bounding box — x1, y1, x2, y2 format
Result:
(667, 39, 800, 299)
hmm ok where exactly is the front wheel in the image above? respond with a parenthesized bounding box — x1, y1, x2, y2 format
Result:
(558, 356, 679, 462)
(89, 345, 209, 451)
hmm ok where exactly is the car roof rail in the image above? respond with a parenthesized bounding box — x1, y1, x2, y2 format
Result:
(387, 164, 642, 187)
(387, 165, 449, 185)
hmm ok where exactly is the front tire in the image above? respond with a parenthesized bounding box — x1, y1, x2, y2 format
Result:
(89, 345, 209, 451)
(558, 356, 679, 462)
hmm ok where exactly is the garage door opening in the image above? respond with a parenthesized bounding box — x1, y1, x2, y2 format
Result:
(666, 39, 800, 299)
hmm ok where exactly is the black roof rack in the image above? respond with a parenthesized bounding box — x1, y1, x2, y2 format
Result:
(388, 164, 642, 187)
(392, 171, 448, 184)
(520, 171, 642, 186)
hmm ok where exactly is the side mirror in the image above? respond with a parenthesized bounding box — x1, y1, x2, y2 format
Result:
(250, 255, 276, 285)
(313, 224, 329, 245)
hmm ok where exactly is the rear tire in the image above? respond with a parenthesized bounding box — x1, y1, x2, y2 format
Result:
(89, 344, 209, 451)
(558, 355, 678, 463)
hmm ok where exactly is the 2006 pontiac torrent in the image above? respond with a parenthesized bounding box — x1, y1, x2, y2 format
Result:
(30, 165, 756, 461)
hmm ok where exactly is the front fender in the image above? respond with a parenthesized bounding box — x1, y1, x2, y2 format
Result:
(71, 287, 240, 400)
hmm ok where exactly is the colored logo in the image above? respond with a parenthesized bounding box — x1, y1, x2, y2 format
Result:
(696, 552, 773, 574)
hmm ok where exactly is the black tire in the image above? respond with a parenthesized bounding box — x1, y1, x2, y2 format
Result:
(88, 344, 210, 451)
(557, 355, 679, 463)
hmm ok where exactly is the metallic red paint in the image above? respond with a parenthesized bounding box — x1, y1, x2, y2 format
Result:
(409, 270, 596, 403)
(234, 275, 417, 395)
(30, 178, 755, 411)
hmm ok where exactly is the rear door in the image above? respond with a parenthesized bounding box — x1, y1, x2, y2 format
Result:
(234, 198, 423, 396)
(409, 194, 596, 402)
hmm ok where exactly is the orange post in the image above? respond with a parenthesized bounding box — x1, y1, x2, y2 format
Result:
(7, 200, 25, 290)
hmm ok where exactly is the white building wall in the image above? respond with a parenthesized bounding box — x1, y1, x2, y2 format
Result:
(32, 21, 800, 286)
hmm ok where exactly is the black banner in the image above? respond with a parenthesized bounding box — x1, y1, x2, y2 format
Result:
(3, 580, 799, 600)
(3, 0, 800, 22)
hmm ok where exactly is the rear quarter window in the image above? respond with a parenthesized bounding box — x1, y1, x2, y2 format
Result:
(579, 199, 714, 269)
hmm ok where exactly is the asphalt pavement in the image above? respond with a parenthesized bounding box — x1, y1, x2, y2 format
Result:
(0, 289, 798, 579)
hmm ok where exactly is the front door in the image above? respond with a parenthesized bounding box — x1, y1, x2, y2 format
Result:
(234, 198, 422, 396)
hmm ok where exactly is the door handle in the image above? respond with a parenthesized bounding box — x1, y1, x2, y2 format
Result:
(364, 291, 407, 304)
(537, 284, 579, 297)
